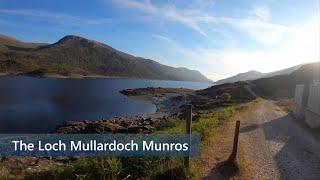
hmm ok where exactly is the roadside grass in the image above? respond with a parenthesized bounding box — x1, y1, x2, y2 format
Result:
(26, 106, 239, 180)
(275, 98, 294, 113)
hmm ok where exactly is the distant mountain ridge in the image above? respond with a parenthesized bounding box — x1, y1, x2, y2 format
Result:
(0, 34, 211, 82)
(252, 62, 320, 98)
(214, 70, 264, 85)
(263, 64, 304, 78)
(0, 34, 48, 50)
(214, 64, 307, 85)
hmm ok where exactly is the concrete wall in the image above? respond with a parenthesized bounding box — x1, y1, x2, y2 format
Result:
(294, 85, 304, 105)
(294, 83, 320, 128)
(308, 84, 320, 115)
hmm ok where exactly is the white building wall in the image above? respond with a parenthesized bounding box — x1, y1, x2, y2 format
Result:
(294, 85, 304, 105)
(307, 83, 320, 115)
(294, 83, 320, 128)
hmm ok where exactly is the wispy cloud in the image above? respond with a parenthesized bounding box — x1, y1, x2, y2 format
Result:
(152, 34, 199, 59)
(252, 6, 270, 21)
(112, 0, 291, 44)
(112, 0, 212, 36)
(115, 0, 157, 14)
(152, 34, 172, 42)
(0, 18, 14, 26)
(152, 16, 319, 80)
(218, 16, 290, 45)
(222, 6, 290, 45)
(0, 9, 111, 25)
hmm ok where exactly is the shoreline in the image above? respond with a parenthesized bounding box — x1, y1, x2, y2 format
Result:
(0, 87, 197, 176)
(0, 72, 213, 83)
(54, 87, 195, 134)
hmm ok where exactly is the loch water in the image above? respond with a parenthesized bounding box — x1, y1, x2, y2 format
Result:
(0, 76, 211, 133)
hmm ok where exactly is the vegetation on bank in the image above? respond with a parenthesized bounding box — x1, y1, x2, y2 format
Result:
(25, 106, 238, 180)
(275, 99, 295, 113)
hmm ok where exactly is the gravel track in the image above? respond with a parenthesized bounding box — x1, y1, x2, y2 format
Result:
(239, 100, 320, 179)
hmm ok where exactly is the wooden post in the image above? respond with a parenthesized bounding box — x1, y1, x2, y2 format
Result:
(184, 104, 192, 169)
(185, 104, 192, 134)
(228, 121, 240, 162)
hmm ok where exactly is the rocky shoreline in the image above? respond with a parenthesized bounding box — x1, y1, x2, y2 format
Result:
(1, 87, 195, 177)
(54, 114, 169, 134)
(53, 87, 234, 134)
(1, 87, 237, 177)
(54, 87, 194, 134)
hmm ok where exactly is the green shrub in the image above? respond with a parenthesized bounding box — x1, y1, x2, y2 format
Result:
(220, 93, 231, 101)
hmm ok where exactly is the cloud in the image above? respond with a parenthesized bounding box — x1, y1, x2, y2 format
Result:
(152, 17, 319, 80)
(115, 0, 157, 14)
(252, 6, 270, 21)
(152, 34, 199, 59)
(164, 6, 211, 36)
(112, 0, 212, 36)
(152, 34, 172, 42)
(0, 18, 14, 26)
(218, 16, 290, 45)
(0, 9, 111, 25)
(112, 0, 291, 45)
(221, 6, 290, 45)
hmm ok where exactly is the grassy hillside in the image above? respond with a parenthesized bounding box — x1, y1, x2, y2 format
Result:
(197, 81, 256, 101)
(0, 34, 211, 82)
(0, 34, 47, 50)
(252, 62, 319, 98)
(200, 62, 319, 100)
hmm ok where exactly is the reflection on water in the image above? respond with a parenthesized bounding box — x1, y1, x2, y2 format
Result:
(0, 76, 211, 133)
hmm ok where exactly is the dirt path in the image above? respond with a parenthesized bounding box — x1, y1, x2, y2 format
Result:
(202, 100, 320, 179)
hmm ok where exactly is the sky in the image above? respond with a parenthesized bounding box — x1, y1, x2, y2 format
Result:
(0, 0, 319, 81)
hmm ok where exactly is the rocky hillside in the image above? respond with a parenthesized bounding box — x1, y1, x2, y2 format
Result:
(0, 34, 211, 82)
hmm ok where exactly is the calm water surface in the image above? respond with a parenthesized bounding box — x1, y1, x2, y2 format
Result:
(0, 76, 211, 133)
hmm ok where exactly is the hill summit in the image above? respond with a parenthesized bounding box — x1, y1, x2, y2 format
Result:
(0, 34, 211, 82)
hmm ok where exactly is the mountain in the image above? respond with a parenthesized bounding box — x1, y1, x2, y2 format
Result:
(200, 62, 319, 100)
(263, 64, 304, 78)
(214, 70, 264, 85)
(0, 34, 47, 50)
(214, 63, 312, 85)
(252, 62, 319, 98)
(0, 34, 211, 82)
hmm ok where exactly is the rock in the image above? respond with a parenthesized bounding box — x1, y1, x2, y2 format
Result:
(127, 125, 143, 133)
(85, 123, 104, 133)
(120, 120, 130, 126)
(101, 122, 126, 133)
(55, 125, 83, 134)
(55, 114, 169, 134)
(0, 166, 9, 177)
(55, 156, 70, 163)
(127, 125, 156, 133)
(144, 125, 156, 132)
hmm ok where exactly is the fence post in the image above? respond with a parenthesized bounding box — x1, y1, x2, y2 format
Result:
(184, 104, 192, 169)
(228, 120, 240, 162)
